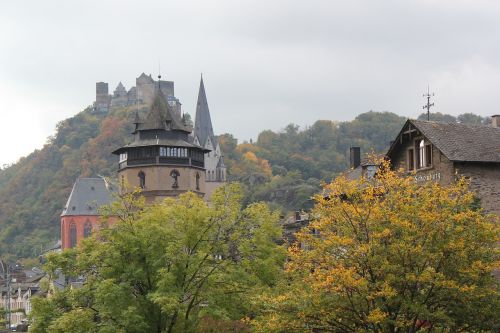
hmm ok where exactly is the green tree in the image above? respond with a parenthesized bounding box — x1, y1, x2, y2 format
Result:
(30, 184, 285, 333)
(254, 161, 500, 332)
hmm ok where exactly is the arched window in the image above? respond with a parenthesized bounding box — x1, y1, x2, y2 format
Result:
(84, 220, 92, 238)
(196, 172, 200, 190)
(70, 222, 77, 248)
(170, 169, 180, 189)
(138, 171, 146, 189)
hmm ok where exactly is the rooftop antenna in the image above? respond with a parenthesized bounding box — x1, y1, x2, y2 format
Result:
(423, 85, 435, 121)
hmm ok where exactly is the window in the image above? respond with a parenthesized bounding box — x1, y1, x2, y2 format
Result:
(119, 152, 127, 162)
(170, 169, 180, 188)
(417, 139, 432, 169)
(418, 140, 426, 168)
(408, 149, 414, 171)
(121, 175, 125, 189)
(70, 222, 77, 248)
(138, 171, 146, 189)
(160, 147, 167, 157)
(196, 172, 200, 190)
(425, 144, 432, 167)
(84, 220, 92, 238)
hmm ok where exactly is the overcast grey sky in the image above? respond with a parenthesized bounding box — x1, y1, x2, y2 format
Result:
(1, 0, 500, 166)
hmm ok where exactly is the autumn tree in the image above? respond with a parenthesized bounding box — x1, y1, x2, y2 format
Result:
(254, 161, 499, 332)
(30, 184, 286, 333)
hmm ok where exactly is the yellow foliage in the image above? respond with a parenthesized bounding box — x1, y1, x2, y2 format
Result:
(253, 159, 500, 332)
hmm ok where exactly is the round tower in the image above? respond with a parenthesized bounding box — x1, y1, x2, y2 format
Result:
(112, 86, 209, 201)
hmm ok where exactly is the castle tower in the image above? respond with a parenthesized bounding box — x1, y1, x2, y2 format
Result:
(193, 75, 227, 197)
(112, 85, 209, 201)
(94, 82, 111, 113)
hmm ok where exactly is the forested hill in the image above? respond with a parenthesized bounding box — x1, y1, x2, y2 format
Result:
(0, 106, 487, 259)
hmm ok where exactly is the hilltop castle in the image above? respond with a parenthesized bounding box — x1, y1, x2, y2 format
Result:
(93, 73, 182, 117)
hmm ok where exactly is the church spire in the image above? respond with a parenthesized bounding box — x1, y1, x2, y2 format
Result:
(194, 74, 215, 146)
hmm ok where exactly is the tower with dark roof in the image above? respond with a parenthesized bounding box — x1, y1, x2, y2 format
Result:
(193, 75, 227, 197)
(112, 85, 209, 201)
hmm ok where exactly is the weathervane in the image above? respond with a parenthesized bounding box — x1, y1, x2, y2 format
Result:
(423, 85, 435, 121)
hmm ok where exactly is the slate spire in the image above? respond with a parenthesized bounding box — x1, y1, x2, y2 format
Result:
(194, 75, 215, 146)
(139, 87, 188, 132)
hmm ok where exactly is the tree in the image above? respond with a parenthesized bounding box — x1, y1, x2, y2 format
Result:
(253, 161, 499, 332)
(30, 184, 286, 333)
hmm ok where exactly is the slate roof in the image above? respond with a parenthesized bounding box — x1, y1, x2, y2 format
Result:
(388, 119, 500, 163)
(61, 178, 114, 217)
(194, 76, 216, 147)
(115, 138, 208, 151)
(137, 88, 190, 132)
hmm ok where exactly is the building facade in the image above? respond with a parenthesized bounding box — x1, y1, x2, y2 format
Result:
(386, 116, 500, 216)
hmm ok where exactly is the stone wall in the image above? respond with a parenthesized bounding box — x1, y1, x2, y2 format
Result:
(456, 162, 500, 217)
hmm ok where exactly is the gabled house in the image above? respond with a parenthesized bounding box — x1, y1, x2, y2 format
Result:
(386, 116, 500, 216)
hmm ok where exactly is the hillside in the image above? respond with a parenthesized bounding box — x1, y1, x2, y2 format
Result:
(0, 106, 487, 260)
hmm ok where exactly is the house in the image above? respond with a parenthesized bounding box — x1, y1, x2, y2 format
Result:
(386, 115, 500, 216)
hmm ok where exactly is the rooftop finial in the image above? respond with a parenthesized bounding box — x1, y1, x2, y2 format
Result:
(423, 84, 435, 121)
(158, 61, 162, 90)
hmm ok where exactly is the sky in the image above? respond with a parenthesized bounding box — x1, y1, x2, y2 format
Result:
(1, 0, 500, 166)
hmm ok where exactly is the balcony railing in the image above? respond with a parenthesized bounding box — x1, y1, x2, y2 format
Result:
(119, 157, 204, 169)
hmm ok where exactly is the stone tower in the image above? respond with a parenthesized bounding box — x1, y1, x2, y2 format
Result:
(112, 84, 208, 202)
(94, 82, 111, 112)
(193, 75, 227, 197)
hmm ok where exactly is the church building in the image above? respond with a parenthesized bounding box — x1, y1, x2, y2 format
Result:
(193, 76, 227, 197)
(60, 178, 113, 249)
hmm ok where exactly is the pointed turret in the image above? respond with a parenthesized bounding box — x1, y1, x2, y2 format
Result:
(194, 75, 215, 146)
(139, 88, 189, 132)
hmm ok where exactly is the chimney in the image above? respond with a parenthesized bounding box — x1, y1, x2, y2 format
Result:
(492, 115, 500, 128)
(349, 147, 361, 169)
